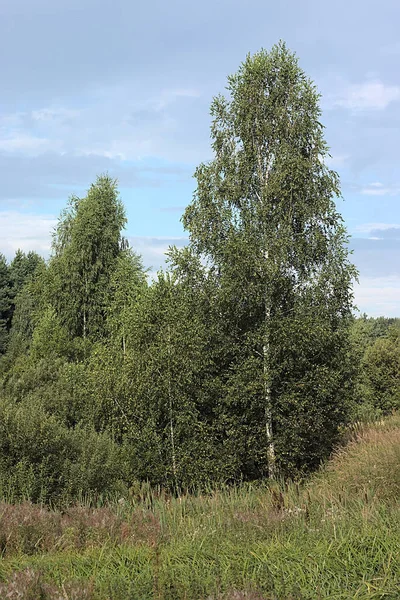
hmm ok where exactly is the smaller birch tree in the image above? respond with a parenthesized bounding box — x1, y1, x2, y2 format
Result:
(48, 175, 126, 342)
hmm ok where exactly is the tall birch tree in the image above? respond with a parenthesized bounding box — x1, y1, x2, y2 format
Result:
(181, 42, 357, 476)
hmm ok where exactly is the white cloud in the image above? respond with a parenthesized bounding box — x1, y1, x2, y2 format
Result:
(335, 80, 400, 111)
(78, 147, 128, 160)
(0, 109, 75, 156)
(326, 154, 349, 167)
(354, 276, 400, 317)
(356, 182, 400, 196)
(356, 222, 400, 234)
(129, 235, 188, 271)
(155, 88, 200, 110)
(31, 107, 80, 122)
(0, 112, 26, 129)
(0, 211, 56, 259)
(352, 181, 400, 196)
(0, 134, 53, 154)
(0, 83, 203, 161)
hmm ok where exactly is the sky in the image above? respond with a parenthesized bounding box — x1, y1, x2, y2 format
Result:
(1, 0, 400, 316)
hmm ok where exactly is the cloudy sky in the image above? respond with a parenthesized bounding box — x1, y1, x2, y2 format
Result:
(1, 0, 399, 316)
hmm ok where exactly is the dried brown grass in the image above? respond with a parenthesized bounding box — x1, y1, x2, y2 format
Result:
(0, 501, 161, 557)
(325, 419, 400, 501)
(0, 568, 95, 600)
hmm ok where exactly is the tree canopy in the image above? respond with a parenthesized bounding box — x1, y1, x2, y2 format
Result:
(178, 42, 357, 476)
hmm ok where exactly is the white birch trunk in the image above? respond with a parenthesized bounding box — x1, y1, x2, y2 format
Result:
(256, 140, 276, 477)
(122, 302, 126, 356)
(83, 272, 88, 340)
(264, 250, 276, 479)
(167, 323, 177, 486)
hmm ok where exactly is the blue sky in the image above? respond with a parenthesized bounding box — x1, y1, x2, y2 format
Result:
(1, 0, 400, 316)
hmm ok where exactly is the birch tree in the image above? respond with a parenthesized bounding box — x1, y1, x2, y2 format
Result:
(181, 42, 357, 476)
(120, 268, 221, 490)
(106, 248, 147, 355)
(49, 175, 126, 342)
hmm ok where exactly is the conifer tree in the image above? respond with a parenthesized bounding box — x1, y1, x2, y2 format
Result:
(0, 254, 11, 355)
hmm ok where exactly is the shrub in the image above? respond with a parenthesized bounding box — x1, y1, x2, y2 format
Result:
(362, 332, 400, 413)
(0, 396, 128, 503)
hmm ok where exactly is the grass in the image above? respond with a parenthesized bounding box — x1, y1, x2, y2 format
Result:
(0, 415, 399, 599)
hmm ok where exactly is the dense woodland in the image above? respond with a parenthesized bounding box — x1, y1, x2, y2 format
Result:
(0, 44, 399, 505)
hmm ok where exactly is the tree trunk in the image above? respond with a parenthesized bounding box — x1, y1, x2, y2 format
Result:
(83, 272, 88, 340)
(264, 251, 276, 479)
(122, 301, 126, 356)
(167, 323, 177, 488)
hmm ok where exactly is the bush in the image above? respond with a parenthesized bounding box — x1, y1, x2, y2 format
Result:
(362, 331, 400, 413)
(0, 396, 128, 503)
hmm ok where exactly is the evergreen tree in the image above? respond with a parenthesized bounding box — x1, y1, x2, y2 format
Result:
(180, 42, 357, 476)
(9, 250, 44, 297)
(4, 250, 45, 343)
(0, 254, 12, 354)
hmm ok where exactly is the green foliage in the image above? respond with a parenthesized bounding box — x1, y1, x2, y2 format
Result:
(0, 42, 399, 600)
(106, 248, 147, 352)
(362, 326, 400, 413)
(87, 268, 228, 489)
(125, 272, 225, 489)
(178, 42, 357, 476)
(48, 175, 127, 341)
(350, 317, 400, 418)
(31, 308, 72, 360)
(0, 256, 47, 368)
(0, 253, 12, 354)
(7, 250, 45, 344)
(0, 395, 127, 503)
(0, 45, 399, 504)
(9, 250, 44, 298)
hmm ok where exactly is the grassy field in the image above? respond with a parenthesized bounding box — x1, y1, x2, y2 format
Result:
(0, 416, 399, 599)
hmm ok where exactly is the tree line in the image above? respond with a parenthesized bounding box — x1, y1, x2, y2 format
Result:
(0, 43, 398, 503)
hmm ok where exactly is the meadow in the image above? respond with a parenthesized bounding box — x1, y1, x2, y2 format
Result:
(0, 415, 399, 599)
